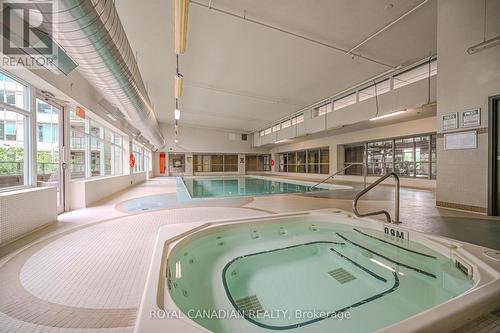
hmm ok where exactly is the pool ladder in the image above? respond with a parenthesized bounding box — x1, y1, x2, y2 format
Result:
(352, 172, 401, 224)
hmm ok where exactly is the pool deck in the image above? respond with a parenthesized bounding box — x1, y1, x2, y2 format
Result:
(0, 176, 499, 333)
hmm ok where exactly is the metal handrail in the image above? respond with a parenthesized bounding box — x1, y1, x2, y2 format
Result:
(352, 172, 400, 224)
(310, 163, 366, 189)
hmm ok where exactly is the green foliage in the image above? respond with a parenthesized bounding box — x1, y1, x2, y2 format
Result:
(0, 146, 24, 175)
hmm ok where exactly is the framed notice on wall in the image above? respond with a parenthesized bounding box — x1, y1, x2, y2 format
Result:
(441, 112, 458, 131)
(461, 108, 481, 128)
(444, 131, 477, 150)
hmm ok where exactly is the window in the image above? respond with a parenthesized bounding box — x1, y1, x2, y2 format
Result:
(193, 154, 239, 172)
(37, 123, 58, 142)
(246, 155, 271, 172)
(297, 151, 306, 173)
(281, 120, 291, 129)
(69, 107, 127, 179)
(224, 154, 238, 172)
(358, 79, 391, 102)
(333, 93, 356, 111)
(5, 121, 18, 141)
(278, 147, 329, 174)
(145, 149, 152, 172)
(36, 99, 60, 186)
(393, 60, 437, 89)
(343, 134, 437, 179)
(0, 72, 30, 190)
(133, 142, 144, 173)
(313, 103, 332, 117)
(367, 140, 393, 176)
(70, 109, 87, 179)
(344, 144, 364, 175)
(260, 131, 265, 137)
(264, 128, 272, 135)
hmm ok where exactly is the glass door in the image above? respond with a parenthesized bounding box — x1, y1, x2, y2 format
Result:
(36, 98, 65, 213)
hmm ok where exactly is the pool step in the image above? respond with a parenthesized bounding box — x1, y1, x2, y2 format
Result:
(329, 268, 356, 284)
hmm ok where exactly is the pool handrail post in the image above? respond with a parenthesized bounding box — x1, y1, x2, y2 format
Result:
(352, 172, 400, 224)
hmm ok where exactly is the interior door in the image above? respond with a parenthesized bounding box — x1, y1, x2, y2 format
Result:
(35, 97, 65, 213)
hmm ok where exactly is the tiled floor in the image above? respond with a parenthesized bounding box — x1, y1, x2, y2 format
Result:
(0, 177, 498, 333)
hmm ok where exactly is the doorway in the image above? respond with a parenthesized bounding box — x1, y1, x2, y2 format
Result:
(168, 153, 185, 176)
(35, 97, 66, 213)
(489, 94, 500, 216)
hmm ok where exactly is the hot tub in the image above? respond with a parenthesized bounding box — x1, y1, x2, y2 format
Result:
(134, 210, 500, 333)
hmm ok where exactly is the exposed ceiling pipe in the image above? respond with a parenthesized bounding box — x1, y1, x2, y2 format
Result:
(346, 0, 430, 55)
(41, 0, 165, 148)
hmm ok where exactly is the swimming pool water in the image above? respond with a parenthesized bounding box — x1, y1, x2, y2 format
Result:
(181, 176, 322, 198)
(167, 221, 473, 332)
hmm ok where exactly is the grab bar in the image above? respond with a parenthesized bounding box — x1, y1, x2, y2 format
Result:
(310, 163, 366, 189)
(352, 172, 400, 224)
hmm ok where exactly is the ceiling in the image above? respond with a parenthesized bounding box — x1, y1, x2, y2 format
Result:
(114, 0, 437, 133)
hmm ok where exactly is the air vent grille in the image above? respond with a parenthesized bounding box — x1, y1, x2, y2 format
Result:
(328, 268, 356, 284)
(235, 295, 264, 316)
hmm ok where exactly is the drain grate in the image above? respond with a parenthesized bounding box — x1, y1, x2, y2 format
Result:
(328, 268, 356, 284)
(235, 295, 264, 316)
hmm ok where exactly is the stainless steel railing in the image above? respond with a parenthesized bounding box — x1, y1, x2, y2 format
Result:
(310, 163, 366, 189)
(352, 172, 400, 224)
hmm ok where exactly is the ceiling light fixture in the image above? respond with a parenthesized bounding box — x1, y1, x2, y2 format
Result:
(467, 35, 500, 54)
(106, 113, 117, 121)
(173, 0, 189, 54)
(174, 109, 181, 120)
(369, 110, 406, 121)
(175, 73, 184, 98)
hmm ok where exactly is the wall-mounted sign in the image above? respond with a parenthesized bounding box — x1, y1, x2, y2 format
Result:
(444, 131, 477, 150)
(461, 108, 481, 128)
(441, 112, 458, 131)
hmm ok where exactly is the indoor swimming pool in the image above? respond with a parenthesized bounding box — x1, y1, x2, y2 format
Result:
(136, 210, 500, 333)
(180, 175, 348, 199)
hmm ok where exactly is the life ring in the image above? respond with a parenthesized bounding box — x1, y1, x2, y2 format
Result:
(129, 154, 136, 168)
(271, 159, 275, 166)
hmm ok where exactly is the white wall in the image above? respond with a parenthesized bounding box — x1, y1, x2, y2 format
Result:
(0, 187, 57, 247)
(70, 173, 147, 209)
(159, 123, 265, 154)
(436, 0, 500, 213)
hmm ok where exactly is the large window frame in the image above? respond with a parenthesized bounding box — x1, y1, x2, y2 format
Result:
(278, 147, 329, 175)
(70, 108, 127, 180)
(193, 154, 239, 173)
(0, 70, 33, 192)
(344, 134, 437, 180)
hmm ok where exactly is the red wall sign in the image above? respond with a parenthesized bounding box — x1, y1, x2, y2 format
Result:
(271, 159, 275, 166)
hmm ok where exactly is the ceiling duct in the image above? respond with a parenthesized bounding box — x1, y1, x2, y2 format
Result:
(97, 98, 126, 121)
(126, 124, 141, 138)
(39, 0, 165, 148)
